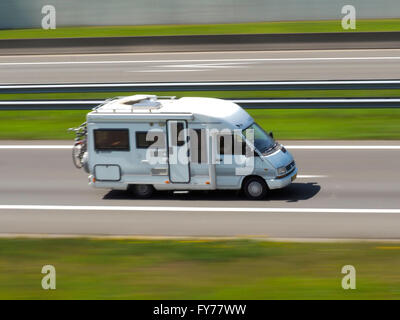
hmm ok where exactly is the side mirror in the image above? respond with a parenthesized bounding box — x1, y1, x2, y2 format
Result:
(269, 132, 274, 139)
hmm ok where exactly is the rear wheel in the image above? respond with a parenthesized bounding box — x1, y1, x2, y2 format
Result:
(131, 184, 154, 199)
(243, 177, 268, 200)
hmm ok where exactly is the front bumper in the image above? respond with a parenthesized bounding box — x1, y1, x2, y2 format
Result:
(266, 167, 298, 190)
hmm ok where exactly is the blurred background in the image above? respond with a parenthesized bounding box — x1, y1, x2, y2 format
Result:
(1, 0, 400, 28)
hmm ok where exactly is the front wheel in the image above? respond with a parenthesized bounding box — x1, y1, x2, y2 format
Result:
(243, 177, 268, 200)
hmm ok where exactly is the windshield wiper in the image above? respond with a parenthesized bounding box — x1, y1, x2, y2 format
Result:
(261, 143, 277, 154)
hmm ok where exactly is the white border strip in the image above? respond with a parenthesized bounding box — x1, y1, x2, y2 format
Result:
(0, 205, 399, 214)
(297, 175, 327, 178)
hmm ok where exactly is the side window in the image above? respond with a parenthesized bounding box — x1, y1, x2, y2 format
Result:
(218, 134, 246, 156)
(136, 131, 165, 149)
(218, 134, 233, 155)
(94, 129, 130, 151)
(190, 129, 207, 164)
(235, 134, 248, 156)
(170, 122, 185, 147)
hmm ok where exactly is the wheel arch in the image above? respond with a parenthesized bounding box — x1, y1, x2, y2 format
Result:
(241, 175, 269, 190)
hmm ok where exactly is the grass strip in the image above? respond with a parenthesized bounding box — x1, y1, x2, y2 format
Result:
(0, 238, 399, 299)
(0, 109, 399, 140)
(1, 19, 400, 39)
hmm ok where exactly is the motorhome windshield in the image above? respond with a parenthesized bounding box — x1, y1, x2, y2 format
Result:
(243, 123, 276, 154)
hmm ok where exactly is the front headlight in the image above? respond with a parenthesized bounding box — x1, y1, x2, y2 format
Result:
(277, 166, 287, 176)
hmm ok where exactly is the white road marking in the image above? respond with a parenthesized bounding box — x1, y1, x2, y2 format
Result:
(297, 175, 327, 178)
(0, 100, 102, 105)
(0, 205, 399, 214)
(1, 145, 399, 150)
(0, 145, 72, 149)
(135, 69, 206, 73)
(1, 56, 400, 66)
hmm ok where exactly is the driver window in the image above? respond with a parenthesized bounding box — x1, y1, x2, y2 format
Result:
(218, 134, 247, 156)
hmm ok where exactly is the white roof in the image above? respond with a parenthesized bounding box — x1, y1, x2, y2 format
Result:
(88, 95, 253, 129)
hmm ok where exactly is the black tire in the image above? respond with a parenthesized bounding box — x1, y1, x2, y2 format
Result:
(131, 184, 154, 199)
(242, 177, 268, 200)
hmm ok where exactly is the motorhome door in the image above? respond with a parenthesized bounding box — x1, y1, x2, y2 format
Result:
(167, 120, 190, 183)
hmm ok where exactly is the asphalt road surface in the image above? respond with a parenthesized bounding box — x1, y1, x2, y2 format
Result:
(1, 49, 400, 84)
(0, 140, 399, 240)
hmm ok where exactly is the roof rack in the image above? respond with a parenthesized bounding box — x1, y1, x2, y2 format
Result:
(157, 96, 177, 100)
(121, 95, 161, 110)
(92, 96, 122, 111)
(92, 94, 176, 113)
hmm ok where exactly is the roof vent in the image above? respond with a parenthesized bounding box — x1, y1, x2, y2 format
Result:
(122, 95, 161, 110)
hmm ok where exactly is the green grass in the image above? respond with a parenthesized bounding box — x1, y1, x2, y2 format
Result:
(0, 238, 400, 299)
(0, 109, 399, 140)
(250, 109, 400, 140)
(1, 90, 400, 140)
(2, 89, 400, 100)
(1, 19, 400, 39)
(0, 110, 87, 140)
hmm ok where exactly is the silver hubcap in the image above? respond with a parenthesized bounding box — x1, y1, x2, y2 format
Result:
(248, 181, 263, 197)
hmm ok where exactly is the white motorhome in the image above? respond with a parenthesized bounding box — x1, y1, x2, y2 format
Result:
(79, 95, 297, 200)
